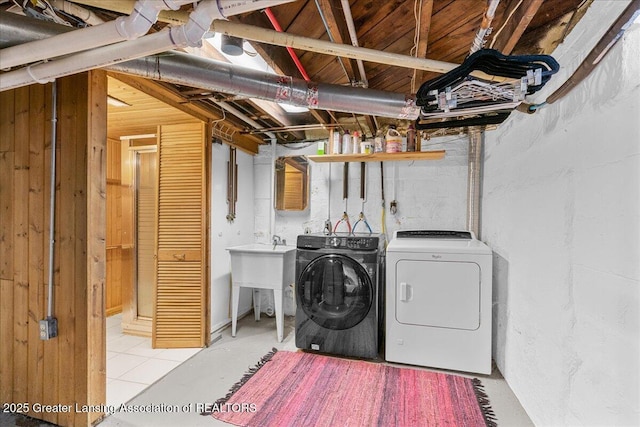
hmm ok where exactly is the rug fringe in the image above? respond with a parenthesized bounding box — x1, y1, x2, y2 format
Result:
(200, 347, 279, 416)
(472, 378, 499, 427)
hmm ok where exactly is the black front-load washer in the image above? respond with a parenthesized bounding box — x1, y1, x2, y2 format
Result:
(295, 233, 385, 359)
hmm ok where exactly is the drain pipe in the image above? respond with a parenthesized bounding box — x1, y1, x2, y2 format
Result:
(340, 0, 368, 87)
(49, 0, 106, 26)
(0, 14, 421, 119)
(0, 0, 193, 70)
(55, 0, 484, 77)
(0, 0, 296, 92)
(467, 129, 484, 238)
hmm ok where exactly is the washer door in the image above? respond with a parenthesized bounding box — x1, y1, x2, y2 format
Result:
(297, 254, 373, 330)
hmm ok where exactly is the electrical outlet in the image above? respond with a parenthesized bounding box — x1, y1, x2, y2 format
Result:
(390, 200, 398, 214)
(39, 316, 58, 340)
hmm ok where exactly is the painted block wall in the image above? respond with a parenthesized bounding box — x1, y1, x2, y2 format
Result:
(253, 135, 471, 315)
(483, 4, 639, 425)
(209, 143, 255, 332)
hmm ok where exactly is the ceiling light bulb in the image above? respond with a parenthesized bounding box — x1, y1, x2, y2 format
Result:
(221, 34, 244, 56)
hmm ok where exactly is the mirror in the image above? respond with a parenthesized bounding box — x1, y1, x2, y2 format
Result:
(275, 156, 309, 211)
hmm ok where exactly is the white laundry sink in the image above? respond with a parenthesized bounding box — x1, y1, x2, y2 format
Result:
(226, 243, 296, 342)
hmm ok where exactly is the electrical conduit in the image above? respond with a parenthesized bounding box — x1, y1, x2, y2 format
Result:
(340, 0, 368, 87)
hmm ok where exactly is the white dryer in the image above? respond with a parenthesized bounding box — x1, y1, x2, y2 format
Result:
(385, 230, 493, 374)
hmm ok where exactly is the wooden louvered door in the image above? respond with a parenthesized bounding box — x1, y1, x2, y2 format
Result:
(153, 123, 209, 348)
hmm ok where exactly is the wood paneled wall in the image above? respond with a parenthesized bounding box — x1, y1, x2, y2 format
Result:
(106, 138, 124, 316)
(0, 72, 107, 426)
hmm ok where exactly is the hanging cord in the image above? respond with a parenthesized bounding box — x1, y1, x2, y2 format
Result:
(324, 163, 332, 234)
(352, 212, 373, 234)
(359, 161, 367, 212)
(410, 0, 423, 93)
(380, 162, 388, 245)
(333, 212, 352, 234)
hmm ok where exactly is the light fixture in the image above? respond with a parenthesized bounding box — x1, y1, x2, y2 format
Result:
(220, 34, 244, 56)
(107, 95, 131, 107)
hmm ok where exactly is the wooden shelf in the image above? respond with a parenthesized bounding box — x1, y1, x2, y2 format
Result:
(307, 150, 446, 163)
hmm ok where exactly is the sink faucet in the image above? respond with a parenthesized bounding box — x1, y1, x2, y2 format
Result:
(272, 235, 286, 249)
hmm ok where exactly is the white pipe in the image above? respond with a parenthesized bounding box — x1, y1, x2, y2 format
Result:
(49, 0, 106, 26)
(270, 138, 277, 241)
(215, 0, 297, 19)
(211, 20, 459, 76)
(340, 0, 368, 87)
(214, 100, 278, 141)
(0, 14, 423, 120)
(36, 0, 487, 79)
(470, 0, 501, 54)
(47, 81, 58, 318)
(0, 30, 177, 90)
(1, 0, 295, 91)
(0, 0, 193, 70)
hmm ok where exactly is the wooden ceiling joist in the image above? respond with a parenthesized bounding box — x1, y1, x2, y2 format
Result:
(316, 0, 361, 84)
(489, 0, 544, 54)
(412, 0, 435, 92)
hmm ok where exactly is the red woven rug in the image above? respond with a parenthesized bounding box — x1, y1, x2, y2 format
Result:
(205, 349, 496, 427)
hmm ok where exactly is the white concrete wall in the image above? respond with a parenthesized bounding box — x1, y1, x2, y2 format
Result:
(210, 143, 255, 332)
(254, 135, 471, 315)
(483, 3, 640, 425)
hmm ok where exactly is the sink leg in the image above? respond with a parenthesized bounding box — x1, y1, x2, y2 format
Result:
(253, 289, 261, 321)
(231, 285, 240, 337)
(274, 289, 284, 343)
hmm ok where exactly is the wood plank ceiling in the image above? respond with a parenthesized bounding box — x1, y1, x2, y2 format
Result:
(1, 0, 589, 151)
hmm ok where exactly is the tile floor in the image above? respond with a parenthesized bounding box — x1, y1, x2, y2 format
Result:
(106, 314, 202, 407)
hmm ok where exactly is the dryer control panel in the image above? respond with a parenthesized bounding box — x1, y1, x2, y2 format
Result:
(396, 230, 473, 239)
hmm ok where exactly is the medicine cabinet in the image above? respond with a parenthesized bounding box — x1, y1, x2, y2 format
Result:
(274, 156, 309, 211)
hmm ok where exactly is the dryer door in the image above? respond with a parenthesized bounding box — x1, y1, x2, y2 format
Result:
(395, 259, 480, 330)
(297, 254, 373, 330)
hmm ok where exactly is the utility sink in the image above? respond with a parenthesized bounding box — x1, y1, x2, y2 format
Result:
(226, 243, 296, 342)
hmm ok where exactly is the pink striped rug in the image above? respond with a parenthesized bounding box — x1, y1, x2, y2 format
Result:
(205, 349, 496, 427)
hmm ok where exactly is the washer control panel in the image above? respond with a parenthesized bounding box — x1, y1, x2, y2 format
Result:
(297, 233, 382, 251)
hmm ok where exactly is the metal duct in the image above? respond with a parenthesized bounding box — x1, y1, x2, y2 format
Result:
(466, 129, 484, 238)
(109, 53, 421, 120)
(0, 12, 420, 119)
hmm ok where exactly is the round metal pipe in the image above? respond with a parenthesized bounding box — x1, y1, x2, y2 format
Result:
(0, 12, 421, 119)
(466, 130, 484, 238)
(108, 52, 421, 119)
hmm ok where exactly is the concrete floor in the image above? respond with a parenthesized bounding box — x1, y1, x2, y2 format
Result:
(96, 314, 534, 427)
(0, 314, 534, 426)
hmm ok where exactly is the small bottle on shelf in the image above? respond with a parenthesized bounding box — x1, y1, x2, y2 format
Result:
(406, 124, 416, 152)
(374, 129, 385, 153)
(342, 130, 351, 154)
(331, 129, 341, 154)
(352, 131, 360, 154)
